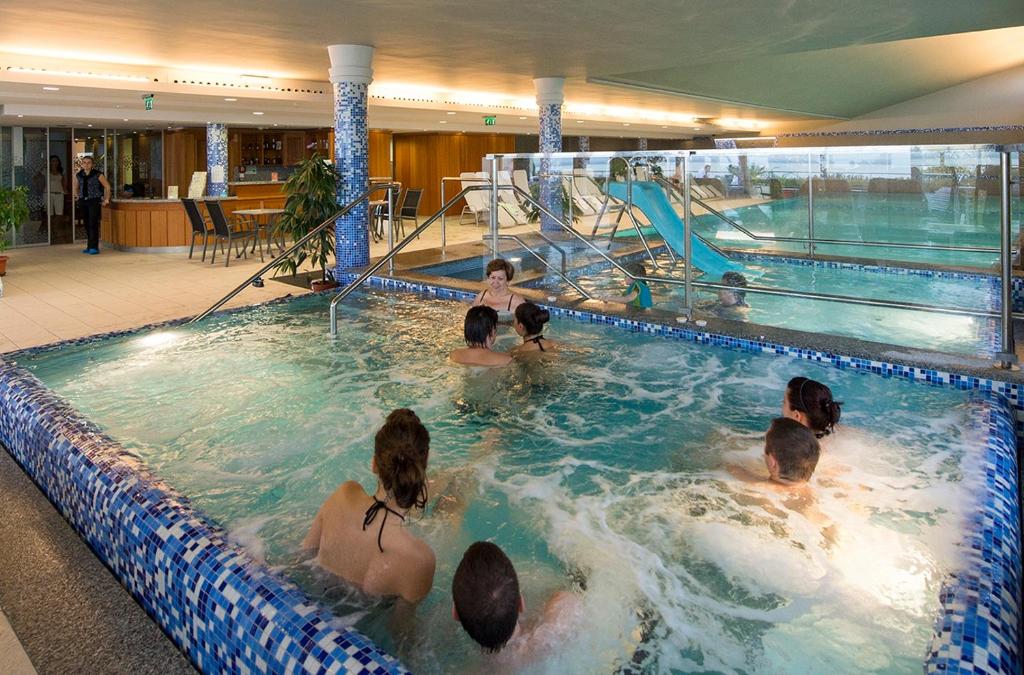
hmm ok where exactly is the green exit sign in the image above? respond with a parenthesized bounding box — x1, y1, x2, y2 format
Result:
(483, 115, 496, 126)
(143, 94, 154, 111)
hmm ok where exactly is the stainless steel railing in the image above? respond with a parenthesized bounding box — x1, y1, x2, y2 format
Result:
(489, 234, 593, 300)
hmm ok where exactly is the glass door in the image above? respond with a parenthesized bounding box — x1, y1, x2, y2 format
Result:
(14, 127, 49, 246)
(47, 128, 73, 244)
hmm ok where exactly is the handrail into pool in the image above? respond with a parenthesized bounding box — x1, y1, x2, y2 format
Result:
(187, 182, 400, 325)
(329, 185, 487, 336)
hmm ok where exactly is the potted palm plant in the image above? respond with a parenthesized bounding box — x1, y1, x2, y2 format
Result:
(0, 185, 28, 277)
(275, 153, 341, 292)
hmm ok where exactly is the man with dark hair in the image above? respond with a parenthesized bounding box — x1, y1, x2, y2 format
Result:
(451, 541, 579, 657)
(764, 417, 820, 484)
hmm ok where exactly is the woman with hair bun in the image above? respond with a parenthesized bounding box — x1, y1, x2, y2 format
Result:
(510, 302, 557, 355)
(302, 409, 436, 604)
(783, 377, 842, 439)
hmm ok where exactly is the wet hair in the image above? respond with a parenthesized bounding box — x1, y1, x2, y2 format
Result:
(464, 306, 499, 347)
(485, 258, 515, 282)
(765, 417, 821, 483)
(452, 542, 520, 652)
(721, 271, 748, 304)
(624, 261, 647, 278)
(373, 409, 429, 510)
(786, 377, 842, 438)
(514, 302, 550, 335)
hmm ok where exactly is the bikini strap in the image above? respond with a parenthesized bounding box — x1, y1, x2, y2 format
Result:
(528, 335, 545, 352)
(507, 295, 513, 311)
(363, 496, 406, 553)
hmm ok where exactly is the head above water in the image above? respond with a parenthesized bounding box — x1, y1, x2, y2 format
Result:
(719, 271, 748, 307)
(764, 417, 821, 484)
(624, 261, 646, 279)
(452, 541, 522, 652)
(486, 258, 515, 284)
(373, 408, 429, 510)
(514, 302, 550, 336)
(464, 305, 499, 348)
(784, 377, 842, 438)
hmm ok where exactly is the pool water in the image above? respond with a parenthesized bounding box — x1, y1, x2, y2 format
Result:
(523, 251, 999, 356)
(18, 291, 986, 674)
(415, 242, 613, 282)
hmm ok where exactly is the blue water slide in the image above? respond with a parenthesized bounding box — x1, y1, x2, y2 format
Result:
(606, 181, 744, 278)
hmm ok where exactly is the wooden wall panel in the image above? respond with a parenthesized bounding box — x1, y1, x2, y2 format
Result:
(150, 210, 168, 247)
(164, 129, 206, 198)
(369, 131, 392, 179)
(393, 133, 516, 216)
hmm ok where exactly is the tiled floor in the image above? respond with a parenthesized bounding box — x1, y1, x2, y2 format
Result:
(0, 219, 505, 352)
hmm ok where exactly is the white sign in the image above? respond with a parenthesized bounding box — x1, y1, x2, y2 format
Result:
(210, 166, 225, 184)
(188, 172, 207, 199)
(167, 185, 179, 199)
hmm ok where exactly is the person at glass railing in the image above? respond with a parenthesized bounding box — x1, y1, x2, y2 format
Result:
(510, 302, 558, 356)
(302, 408, 435, 605)
(472, 258, 525, 322)
(783, 377, 842, 440)
(697, 271, 750, 318)
(451, 306, 513, 367)
(596, 261, 652, 309)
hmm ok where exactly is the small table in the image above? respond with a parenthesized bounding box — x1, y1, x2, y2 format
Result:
(234, 208, 286, 256)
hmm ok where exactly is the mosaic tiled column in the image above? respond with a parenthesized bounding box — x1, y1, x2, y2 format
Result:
(577, 136, 590, 152)
(328, 44, 373, 276)
(206, 123, 228, 197)
(535, 78, 564, 232)
(637, 137, 648, 151)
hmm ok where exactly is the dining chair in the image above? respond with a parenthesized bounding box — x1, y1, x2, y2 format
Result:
(206, 201, 260, 267)
(182, 198, 215, 261)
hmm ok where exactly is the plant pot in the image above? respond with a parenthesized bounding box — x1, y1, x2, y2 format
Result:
(310, 279, 338, 293)
(0, 255, 7, 277)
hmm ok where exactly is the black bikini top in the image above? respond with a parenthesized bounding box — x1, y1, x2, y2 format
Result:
(527, 335, 545, 352)
(362, 496, 406, 553)
(481, 289, 514, 310)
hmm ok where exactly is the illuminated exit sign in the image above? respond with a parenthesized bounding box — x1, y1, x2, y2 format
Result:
(483, 115, 496, 126)
(143, 94, 154, 111)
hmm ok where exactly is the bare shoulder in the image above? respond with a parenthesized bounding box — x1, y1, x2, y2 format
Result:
(472, 290, 485, 305)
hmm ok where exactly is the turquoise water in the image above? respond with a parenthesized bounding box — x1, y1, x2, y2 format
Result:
(18, 291, 984, 673)
(520, 252, 999, 356)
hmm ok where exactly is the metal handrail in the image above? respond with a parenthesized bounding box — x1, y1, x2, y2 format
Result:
(649, 175, 731, 258)
(330, 185, 492, 336)
(671, 177, 1001, 255)
(490, 234, 593, 300)
(505, 183, 1007, 321)
(187, 182, 399, 325)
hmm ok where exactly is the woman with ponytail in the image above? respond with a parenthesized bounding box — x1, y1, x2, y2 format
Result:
(302, 409, 436, 603)
(783, 377, 842, 439)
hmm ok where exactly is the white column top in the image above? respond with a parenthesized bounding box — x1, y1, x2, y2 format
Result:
(328, 44, 375, 84)
(534, 77, 565, 106)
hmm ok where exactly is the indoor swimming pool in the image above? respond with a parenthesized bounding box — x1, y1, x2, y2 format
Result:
(12, 289, 1005, 673)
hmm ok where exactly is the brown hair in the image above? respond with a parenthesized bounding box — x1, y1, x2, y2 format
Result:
(514, 302, 550, 335)
(464, 306, 498, 347)
(765, 417, 821, 483)
(786, 377, 842, 438)
(374, 409, 429, 510)
(452, 542, 520, 652)
(485, 258, 515, 282)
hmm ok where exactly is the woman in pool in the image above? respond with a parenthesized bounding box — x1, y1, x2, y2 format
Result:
(473, 258, 525, 322)
(510, 302, 557, 355)
(783, 376, 842, 439)
(302, 408, 435, 604)
(451, 306, 513, 367)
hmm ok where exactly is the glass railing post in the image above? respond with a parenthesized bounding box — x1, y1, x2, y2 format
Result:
(490, 157, 499, 257)
(683, 154, 693, 314)
(998, 151, 1017, 369)
(807, 174, 815, 258)
(440, 177, 446, 253)
(386, 186, 395, 276)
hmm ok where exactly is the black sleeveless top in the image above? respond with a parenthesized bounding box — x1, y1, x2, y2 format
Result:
(77, 169, 105, 200)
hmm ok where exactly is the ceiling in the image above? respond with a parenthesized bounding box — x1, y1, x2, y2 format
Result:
(0, 1, 1022, 136)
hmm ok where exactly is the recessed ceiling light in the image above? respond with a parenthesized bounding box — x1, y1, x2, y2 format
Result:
(252, 111, 264, 115)
(692, 127, 701, 130)
(576, 120, 584, 124)
(43, 86, 59, 91)
(122, 118, 128, 122)
(446, 111, 456, 115)
(623, 123, 631, 127)
(661, 125, 668, 129)
(273, 123, 278, 127)
(439, 120, 447, 124)
(518, 116, 527, 120)
(17, 114, 23, 118)
(87, 124, 93, 127)
(224, 97, 237, 102)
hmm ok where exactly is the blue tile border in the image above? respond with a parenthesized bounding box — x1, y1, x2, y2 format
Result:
(0, 359, 406, 674)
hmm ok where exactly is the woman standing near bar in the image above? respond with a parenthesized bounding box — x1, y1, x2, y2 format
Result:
(73, 155, 111, 255)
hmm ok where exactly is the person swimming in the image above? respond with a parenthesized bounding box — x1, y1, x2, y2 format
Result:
(510, 302, 556, 355)
(301, 409, 435, 604)
(598, 261, 652, 309)
(764, 416, 821, 485)
(473, 258, 525, 322)
(696, 271, 750, 318)
(784, 377, 842, 439)
(451, 306, 513, 367)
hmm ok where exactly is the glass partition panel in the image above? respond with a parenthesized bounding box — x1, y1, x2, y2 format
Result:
(49, 128, 73, 244)
(110, 129, 163, 199)
(14, 127, 49, 246)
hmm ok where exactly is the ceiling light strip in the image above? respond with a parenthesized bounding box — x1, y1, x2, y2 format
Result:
(6, 66, 150, 82)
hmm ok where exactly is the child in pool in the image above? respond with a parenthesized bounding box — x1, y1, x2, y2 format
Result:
(597, 261, 652, 309)
(450, 306, 513, 367)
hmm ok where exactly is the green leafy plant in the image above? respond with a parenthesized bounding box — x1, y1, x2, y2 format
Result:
(274, 153, 340, 282)
(0, 186, 28, 253)
(525, 181, 580, 224)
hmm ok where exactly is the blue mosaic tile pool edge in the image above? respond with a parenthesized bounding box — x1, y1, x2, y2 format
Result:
(0, 361, 406, 675)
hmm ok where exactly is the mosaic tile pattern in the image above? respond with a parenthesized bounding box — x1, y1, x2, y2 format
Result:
(205, 123, 228, 198)
(714, 139, 738, 150)
(636, 137, 648, 151)
(0, 360, 405, 674)
(577, 136, 590, 153)
(925, 396, 1021, 674)
(779, 125, 1024, 139)
(333, 80, 370, 275)
(539, 103, 563, 233)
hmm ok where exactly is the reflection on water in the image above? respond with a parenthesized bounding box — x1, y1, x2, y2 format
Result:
(20, 291, 984, 674)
